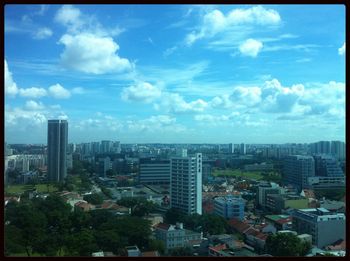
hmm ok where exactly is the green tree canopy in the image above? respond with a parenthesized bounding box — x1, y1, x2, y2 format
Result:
(266, 233, 311, 256)
(83, 193, 103, 205)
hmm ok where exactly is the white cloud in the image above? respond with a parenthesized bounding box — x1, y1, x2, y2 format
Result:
(185, 5, 280, 46)
(338, 42, 345, 55)
(48, 84, 71, 99)
(71, 87, 85, 94)
(33, 27, 53, 39)
(230, 86, 262, 106)
(58, 33, 132, 74)
(156, 92, 209, 113)
(4, 60, 18, 96)
(239, 38, 263, 57)
(121, 82, 162, 103)
(54, 5, 83, 33)
(25, 100, 45, 110)
(19, 87, 47, 98)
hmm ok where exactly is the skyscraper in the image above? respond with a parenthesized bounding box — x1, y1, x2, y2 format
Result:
(170, 153, 202, 215)
(240, 143, 246, 155)
(47, 120, 68, 182)
(228, 143, 234, 154)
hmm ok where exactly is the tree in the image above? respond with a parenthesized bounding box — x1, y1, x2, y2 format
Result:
(65, 229, 98, 256)
(169, 246, 193, 256)
(83, 193, 103, 205)
(148, 239, 165, 255)
(164, 208, 186, 225)
(266, 233, 312, 256)
(5, 203, 47, 256)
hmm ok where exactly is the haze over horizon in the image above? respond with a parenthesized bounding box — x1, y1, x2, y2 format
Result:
(5, 4, 345, 144)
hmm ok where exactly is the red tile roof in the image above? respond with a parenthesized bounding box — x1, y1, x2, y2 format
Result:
(209, 243, 227, 252)
(155, 223, 171, 231)
(228, 218, 251, 234)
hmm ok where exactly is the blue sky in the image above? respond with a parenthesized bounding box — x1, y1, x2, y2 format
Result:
(5, 4, 345, 144)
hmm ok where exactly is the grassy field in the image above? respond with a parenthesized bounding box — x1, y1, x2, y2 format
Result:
(212, 169, 264, 180)
(5, 184, 58, 195)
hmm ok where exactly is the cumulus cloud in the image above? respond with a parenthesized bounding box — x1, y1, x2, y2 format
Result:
(19, 87, 47, 98)
(338, 42, 345, 55)
(33, 27, 53, 39)
(25, 100, 45, 110)
(239, 38, 263, 57)
(48, 84, 71, 99)
(54, 5, 83, 32)
(156, 92, 209, 113)
(58, 33, 132, 74)
(5, 60, 18, 96)
(185, 5, 280, 46)
(230, 86, 262, 106)
(121, 82, 162, 103)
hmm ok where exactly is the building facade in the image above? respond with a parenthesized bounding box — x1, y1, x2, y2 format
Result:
(47, 119, 68, 182)
(139, 158, 170, 184)
(214, 194, 245, 220)
(283, 155, 315, 191)
(292, 208, 346, 248)
(170, 153, 202, 215)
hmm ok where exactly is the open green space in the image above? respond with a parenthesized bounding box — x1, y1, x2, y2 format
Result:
(5, 184, 58, 195)
(212, 169, 264, 180)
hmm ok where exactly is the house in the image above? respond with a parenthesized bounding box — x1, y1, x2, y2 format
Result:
(4, 196, 20, 206)
(265, 215, 293, 231)
(244, 228, 268, 250)
(228, 218, 251, 234)
(75, 201, 92, 212)
(154, 222, 202, 250)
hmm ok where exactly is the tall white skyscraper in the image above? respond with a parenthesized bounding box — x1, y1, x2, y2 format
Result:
(170, 153, 202, 215)
(47, 120, 68, 182)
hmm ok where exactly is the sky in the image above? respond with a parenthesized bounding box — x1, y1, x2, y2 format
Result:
(4, 4, 346, 144)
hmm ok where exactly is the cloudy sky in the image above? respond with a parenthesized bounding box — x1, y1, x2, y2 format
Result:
(5, 4, 345, 144)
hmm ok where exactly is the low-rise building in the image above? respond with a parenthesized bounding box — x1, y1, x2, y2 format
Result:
(214, 194, 245, 220)
(265, 215, 293, 231)
(266, 194, 308, 214)
(154, 222, 202, 250)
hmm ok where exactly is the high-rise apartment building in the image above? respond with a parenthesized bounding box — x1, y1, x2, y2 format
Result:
(240, 143, 246, 155)
(170, 153, 202, 215)
(310, 141, 331, 155)
(330, 141, 345, 160)
(228, 143, 234, 154)
(283, 155, 315, 191)
(47, 120, 68, 182)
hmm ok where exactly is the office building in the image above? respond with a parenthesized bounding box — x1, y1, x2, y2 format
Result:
(47, 119, 68, 182)
(330, 141, 345, 160)
(139, 158, 170, 184)
(91, 141, 100, 154)
(283, 155, 315, 191)
(170, 153, 202, 215)
(214, 194, 245, 220)
(266, 194, 308, 214)
(256, 181, 281, 208)
(313, 155, 344, 177)
(176, 148, 187, 157)
(292, 208, 345, 248)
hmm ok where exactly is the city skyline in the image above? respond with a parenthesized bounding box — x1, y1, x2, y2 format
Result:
(5, 4, 345, 144)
